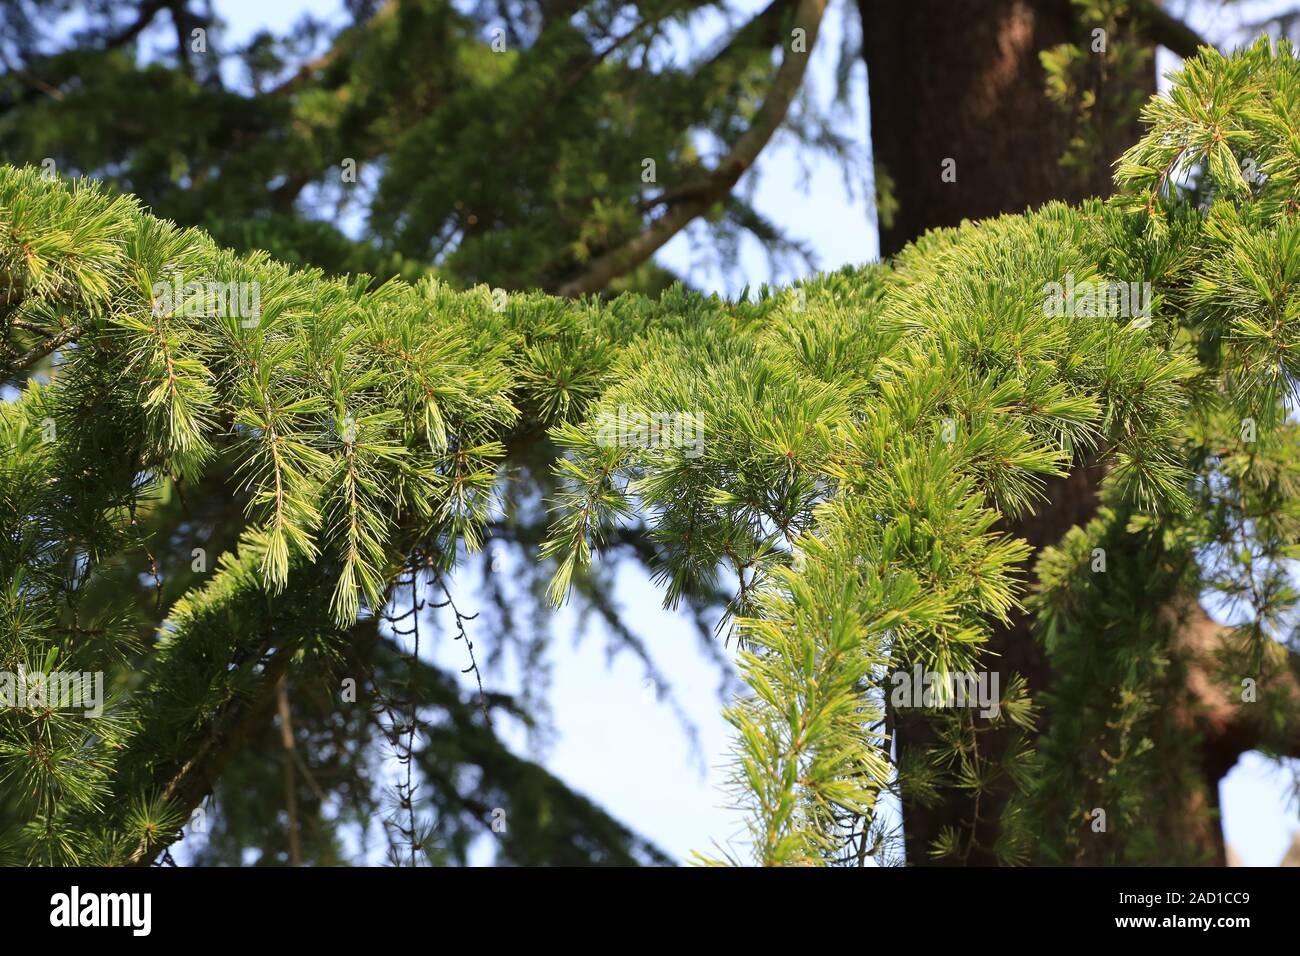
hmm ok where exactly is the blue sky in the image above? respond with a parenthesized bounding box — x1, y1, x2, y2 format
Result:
(152, 0, 1300, 865)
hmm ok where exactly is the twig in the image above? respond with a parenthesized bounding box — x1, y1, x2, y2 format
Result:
(276, 677, 302, 866)
(433, 577, 492, 731)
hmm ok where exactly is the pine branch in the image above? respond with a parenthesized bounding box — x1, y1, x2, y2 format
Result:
(7, 35, 1300, 867)
(8, 324, 80, 372)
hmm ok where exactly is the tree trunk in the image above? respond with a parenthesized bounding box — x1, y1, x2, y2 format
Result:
(892, 466, 1110, 865)
(856, 0, 1257, 865)
(861, 0, 1149, 258)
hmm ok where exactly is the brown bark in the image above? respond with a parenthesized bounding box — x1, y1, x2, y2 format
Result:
(1174, 601, 1300, 792)
(894, 464, 1109, 865)
(858, 0, 1282, 865)
(859, 0, 1150, 862)
(860, 0, 1151, 258)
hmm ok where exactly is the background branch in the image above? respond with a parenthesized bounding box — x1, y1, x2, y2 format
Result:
(553, 0, 827, 297)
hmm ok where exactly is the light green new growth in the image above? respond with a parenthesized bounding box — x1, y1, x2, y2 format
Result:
(2, 39, 1300, 865)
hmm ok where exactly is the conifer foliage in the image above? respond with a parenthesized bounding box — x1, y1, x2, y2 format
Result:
(3, 38, 1300, 866)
